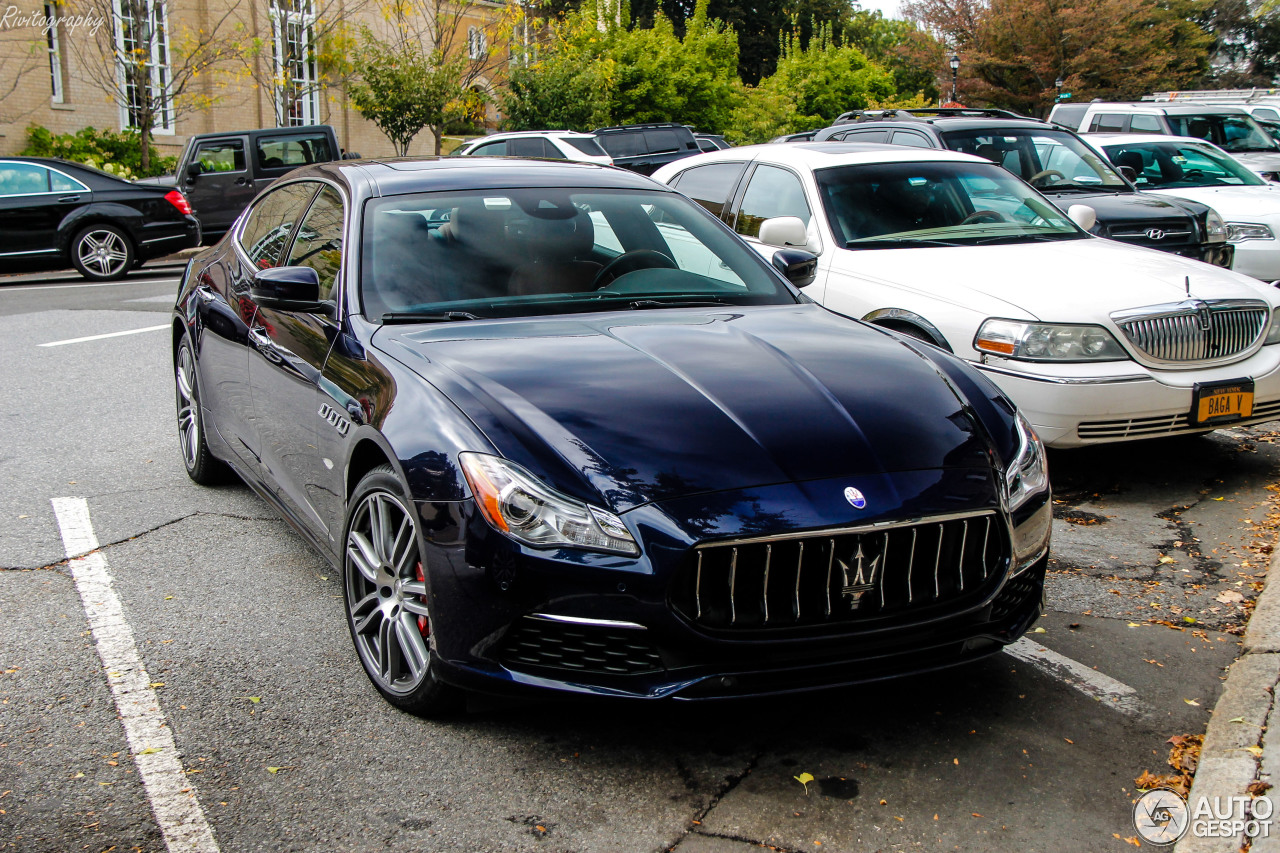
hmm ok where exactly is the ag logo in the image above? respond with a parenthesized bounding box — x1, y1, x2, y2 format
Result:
(843, 487, 867, 509)
(1133, 788, 1189, 845)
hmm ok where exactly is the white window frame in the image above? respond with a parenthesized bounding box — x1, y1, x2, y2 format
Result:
(45, 1, 63, 103)
(271, 0, 320, 127)
(113, 0, 174, 133)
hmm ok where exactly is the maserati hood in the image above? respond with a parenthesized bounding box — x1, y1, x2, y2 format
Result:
(375, 305, 996, 511)
(836, 237, 1278, 322)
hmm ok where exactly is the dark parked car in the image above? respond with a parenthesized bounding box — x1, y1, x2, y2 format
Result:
(173, 157, 1051, 714)
(814, 109, 1235, 268)
(694, 133, 732, 152)
(0, 156, 199, 281)
(137, 125, 345, 241)
(591, 123, 701, 174)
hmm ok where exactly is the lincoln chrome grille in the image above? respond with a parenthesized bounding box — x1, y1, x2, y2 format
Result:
(672, 513, 1008, 631)
(1113, 300, 1268, 363)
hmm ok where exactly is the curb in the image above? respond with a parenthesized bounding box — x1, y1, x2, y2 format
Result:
(1176, 548, 1280, 853)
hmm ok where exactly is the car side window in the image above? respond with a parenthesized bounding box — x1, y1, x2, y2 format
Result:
(256, 133, 334, 171)
(1130, 114, 1163, 133)
(844, 130, 889, 143)
(672, 162, 747, 218)
(733, 165, 812, 239)
(891, 131, 933, 148)
(49, 170, 88, 192)
(238, 181, 319, 269)
(1089, 113, 1129, 132)
(507, 137, 547, 157)
(0, 162, 51, 195)
(286, 185, 344, 302)
(1254, 108, 1280, 121)
(471, 140, 507, 156)
(540, 139, 567, 159)
(196, 139, 246, 173)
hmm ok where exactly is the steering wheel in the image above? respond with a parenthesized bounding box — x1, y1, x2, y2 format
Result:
(959, 209, 1008, 225)
(1182, 169, 1205, 181)
(592, 249, 678, 289)
(1028, 169, 1065, 187)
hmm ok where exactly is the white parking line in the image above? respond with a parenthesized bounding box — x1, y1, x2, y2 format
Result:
(0, 277, 181, 292)
(51, 497, 220, 853)
(39, 324, 170, 348)
(1005, 637, 1145, 717)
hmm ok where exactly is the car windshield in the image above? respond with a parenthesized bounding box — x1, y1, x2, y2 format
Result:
(814, 160, 1088, 249)
(1167, 113, 1279, 153)
(360, 187, 796, 320)
(1101, 141, 1266, 189)
(940, 128, 1128, 190)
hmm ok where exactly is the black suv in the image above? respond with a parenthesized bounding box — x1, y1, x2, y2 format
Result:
(814, 108, 1234, 268)
(591, 123, 701, 174)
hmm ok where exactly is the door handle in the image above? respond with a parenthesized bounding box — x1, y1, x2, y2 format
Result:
(58, 194, 80, 203)
(234, 176, 250, 186)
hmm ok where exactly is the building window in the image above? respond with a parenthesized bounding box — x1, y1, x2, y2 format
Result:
(467, 26, 487, 60)
(114, 0, 173, 132)
(45, 2, 63, 103)
(271, 0, 319, 126)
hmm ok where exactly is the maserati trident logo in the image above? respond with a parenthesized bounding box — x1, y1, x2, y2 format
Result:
(843, 486, 867, 509)
(838, 542, 881, 607)
(1145, 228, 1167, 241)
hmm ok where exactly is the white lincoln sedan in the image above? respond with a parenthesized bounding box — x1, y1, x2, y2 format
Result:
(653, 143, 1280, 447)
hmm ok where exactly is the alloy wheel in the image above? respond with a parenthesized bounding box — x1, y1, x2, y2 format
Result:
(345, 490, 432, 696)
(76, 229, 129, 278)
(176, 345, 200, 470)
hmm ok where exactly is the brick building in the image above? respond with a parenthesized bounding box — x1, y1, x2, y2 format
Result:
(0, 0, 508, 162)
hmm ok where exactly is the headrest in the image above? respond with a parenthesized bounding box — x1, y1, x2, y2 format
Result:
(521, 209, 595, 262)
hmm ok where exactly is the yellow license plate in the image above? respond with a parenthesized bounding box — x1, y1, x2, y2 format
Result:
(1195, 383, 1254, 424)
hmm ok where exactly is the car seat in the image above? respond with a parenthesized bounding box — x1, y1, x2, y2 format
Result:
(508, 209, 602, 296)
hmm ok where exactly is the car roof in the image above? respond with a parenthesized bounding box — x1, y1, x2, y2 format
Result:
(1087, 103, 1249, 115)
(668, 142, 984, 171)
(842, 117, 1052, 132)
(1084, 133, 1223, 145)
(467, 130, 598, 141)
(308, 157, 665, 196)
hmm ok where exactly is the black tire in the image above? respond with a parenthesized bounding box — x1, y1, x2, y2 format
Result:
(70, 224, 135, 281)
(175, 335, 231, 485)
(343, 465, 465, 716)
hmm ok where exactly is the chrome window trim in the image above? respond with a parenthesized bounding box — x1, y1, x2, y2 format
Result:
(0, 159, 90, 197)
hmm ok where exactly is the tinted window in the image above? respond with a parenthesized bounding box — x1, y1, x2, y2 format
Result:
(196, 139, 245, 173)
(891, 131, 933, 148)
(564, 137, 607, 156)
(942, 128, 1127, 187)
(598, 131, 643, 158)
(239, 181, 318, 269)
(1253, 107, 1280, 121)
(508, 137, 547, 157)
(256, 133, 334, 170)
(49, 170, 87, 192)
(843, 130, 889, 143)
(471, 140, 507, 156)
(540, 139, 567, 159)
(0, 162, 50, 195)
(1103, 141, 1266, 188)
(286, 186, 344, 301)
(1130, 114, 1163, 132)
(1089, 113, 1129, 132)
(1167, 113, 1279, 153)
(1049, 104, 1088, 130)
(644, 129, 680, 153)
(672, 162, 747, 217)
(734, 165, 812, 239)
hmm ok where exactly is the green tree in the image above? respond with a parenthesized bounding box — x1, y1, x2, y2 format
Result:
(349, 33, 465, 155)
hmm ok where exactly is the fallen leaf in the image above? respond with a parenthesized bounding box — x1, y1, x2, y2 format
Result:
(1184, 699, 1200, 706)
(879, 799, 887, 805)
(1183, 616, 1198, 624)
(1214, 496, 1225, 501)
(971, 813, 982, 818)
(1128, 622, 1143, 628)
(149, 682, 164, 688)
(1159, 554, 1176, 564)
(267, 766, 284, 774)
(136, 747, 161, 755)
(953, 758, 959, 765)
(1124, 837, 1141, 847)
(1217, 590, 1245, 604)
(1244, 746, 1264, 757)
(1032, 627, 1046, 634)
(794, 772, 814, 794)
(1064, 738, 1074, 744)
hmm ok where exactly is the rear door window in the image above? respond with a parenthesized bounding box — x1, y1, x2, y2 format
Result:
(842, 130, 889, 143)
(1088, 113, 1130, 132)
(564, 137, 607, 156)
(256, 133, 334, 172)
(470, 140, 507, 156)
(891, 130, 934, 148)
(599, 132, 643, 158)
(670, 162, 747, 218)
(1130, 114, 1163, 132)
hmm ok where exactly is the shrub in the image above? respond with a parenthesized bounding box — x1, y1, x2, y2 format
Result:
(21, 125, 177, 178)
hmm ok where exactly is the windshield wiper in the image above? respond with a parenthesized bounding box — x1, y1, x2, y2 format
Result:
(380, 311, 483, 323)
(629, 298, 731, 309)
(975, 233, 1074, 245)
(845, 238, 963, 248)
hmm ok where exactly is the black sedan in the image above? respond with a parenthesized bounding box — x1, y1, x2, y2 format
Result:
(0, 157, 200, 281)
(172, 158, 1051, 714)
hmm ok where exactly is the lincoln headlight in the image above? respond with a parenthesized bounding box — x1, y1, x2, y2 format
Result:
(975, 319, 1128, 362)
(459, 452, 640, 556)
(1005, 413, 1051, 575)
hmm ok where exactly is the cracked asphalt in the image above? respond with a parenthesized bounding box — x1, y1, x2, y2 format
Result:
(0, 267, 1276, 852)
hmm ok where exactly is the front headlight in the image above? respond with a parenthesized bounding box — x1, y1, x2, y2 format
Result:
(1265, 308, 1280, 345)
(974, 319, 1128, 362)
(459, 452, 640, 556)
(1005, 413, 1048, 513)
(1227, 222, 1275, 243)
(1206, 209, 1229, 243)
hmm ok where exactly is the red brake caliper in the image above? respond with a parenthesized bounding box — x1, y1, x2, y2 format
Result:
(415, 561, 430, 636)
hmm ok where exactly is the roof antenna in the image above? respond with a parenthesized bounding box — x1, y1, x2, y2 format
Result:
(1185, 275, 1191, 298)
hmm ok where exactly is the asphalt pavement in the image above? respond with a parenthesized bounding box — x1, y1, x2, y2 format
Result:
(1, 266, 1276, 852)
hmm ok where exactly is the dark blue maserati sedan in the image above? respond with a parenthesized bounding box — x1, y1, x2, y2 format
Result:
(172, 157, 1051, 715)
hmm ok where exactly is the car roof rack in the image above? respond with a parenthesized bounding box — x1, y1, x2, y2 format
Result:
(833, 107, 1036, 125)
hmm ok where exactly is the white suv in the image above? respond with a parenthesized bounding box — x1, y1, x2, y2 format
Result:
(455, 131, 613, 165)
(653, 143, 1280, 447)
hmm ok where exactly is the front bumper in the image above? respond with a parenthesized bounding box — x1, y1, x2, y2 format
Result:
(1230, 238, 1280, 281)
(975, 346, 1280, 447)
(414, 473, 1049, 701)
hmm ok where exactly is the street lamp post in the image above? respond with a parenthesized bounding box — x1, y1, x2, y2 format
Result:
(949, 54, 960, 105)
(1055, 76, 1064, 103)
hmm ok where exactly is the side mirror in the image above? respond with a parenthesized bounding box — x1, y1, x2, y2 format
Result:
(251, 266, 328, 313)
(759, 216, 809, 249)
(186, 162, 203, 179)
(1067, 203, 1097, 232)
(772, 249, 818, 288)
(1117, 165, 1138, 183)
